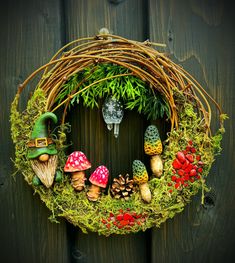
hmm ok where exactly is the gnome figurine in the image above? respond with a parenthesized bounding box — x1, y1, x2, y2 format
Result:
(27, 112, 58, 188)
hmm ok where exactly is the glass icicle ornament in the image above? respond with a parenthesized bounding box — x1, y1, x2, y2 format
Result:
(102, 96, 124, 138)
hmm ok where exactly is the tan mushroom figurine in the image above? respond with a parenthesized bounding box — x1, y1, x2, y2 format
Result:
(132, 160, 151, 203)
(64, 151, 91, 191)
(87, 165, 109, 201)
(144, 125, 163, 177)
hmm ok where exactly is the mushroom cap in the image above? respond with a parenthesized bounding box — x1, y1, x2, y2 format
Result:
(132, 160, 148, 185)
(144, 125, 162, 155)
(89, 165, 109, 188)
(64, 151, 91, 172)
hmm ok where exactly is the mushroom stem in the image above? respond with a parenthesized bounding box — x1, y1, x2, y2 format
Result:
(139, 182, 151, 203)
(87, 184, 100, 201)
(150, 155, 163, 177)
(71, 171, 86, 191)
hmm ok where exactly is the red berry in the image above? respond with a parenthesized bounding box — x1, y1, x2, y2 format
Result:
(182, 159, 190, 170)
(190, 169, 197, 176)
(190, 178, 194, 183)
(171, 176, 177, 181)
(120, 220, 129, 226)
(168, 182, 172, 186)
(109, 212, 114, 217)
(183, 150, 187, 155)
(184, 174, 189, 181)
(196, 175, 201, 180)
(184, 163, 193, 173)
(198, 161, 204, 166)
(178, 169, 185, 177)
(176, 178, 181, 183)
(175, 183, 180, 189)
(172, 159, 182, 169)
(123, 213, 134, 221)
(102, 219, 107, 224)
(188, 140, 193, 145)
(119, 209, 123, 213)
(132, 212, 137, 218)
(169, 189, 173, 193)
(184, 183, 188, 187)
(186, 146, 191, 152)
(197, 167, 203, 173)
(116, 214, 123, 221)
(106, 223, 111, 229)
(191, 147, 196, 153)
(186, 154, 194, 163)
(196, 155, 201, 161)
(176, 151, 186, 163)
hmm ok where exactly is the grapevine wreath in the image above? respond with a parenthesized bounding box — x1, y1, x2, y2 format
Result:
(10, 34, 227, 235)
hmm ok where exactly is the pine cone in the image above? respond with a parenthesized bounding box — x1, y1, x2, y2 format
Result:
(110, 174, 135, 200)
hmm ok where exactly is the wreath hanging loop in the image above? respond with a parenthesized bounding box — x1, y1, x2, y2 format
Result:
(11, 34, 227, 235)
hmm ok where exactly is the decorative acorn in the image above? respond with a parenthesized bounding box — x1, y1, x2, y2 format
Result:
(144, 125, 163, 177)
(27, 112, 58, 188)
(110, 174, 135, 200)
(132, 160, 151, 203)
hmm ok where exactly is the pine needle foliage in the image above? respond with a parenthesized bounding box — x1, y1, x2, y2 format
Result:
(55, 64, 170, 120)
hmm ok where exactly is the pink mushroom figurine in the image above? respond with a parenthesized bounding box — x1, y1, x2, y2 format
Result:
(87, 165, 109, 201)
(64, 151, 91, 191)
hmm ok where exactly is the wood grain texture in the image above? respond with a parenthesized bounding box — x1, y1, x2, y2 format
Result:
(0, 0, 234, 262)
(64, 1, 150, 263)
(0, 1, 69, 262)
(149, 0, 235, 262)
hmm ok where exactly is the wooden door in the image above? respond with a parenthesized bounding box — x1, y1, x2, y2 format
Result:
(0, 1, 234, 262)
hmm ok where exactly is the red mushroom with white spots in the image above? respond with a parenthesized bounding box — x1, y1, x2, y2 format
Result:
(87, 165, 109, 201)
(64, 151, 91, 191)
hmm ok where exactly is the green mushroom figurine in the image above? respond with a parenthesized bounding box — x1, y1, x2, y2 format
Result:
(144, 125, 163, 177)
(27, 112, 58, 188)
(132, 160, 151, 203)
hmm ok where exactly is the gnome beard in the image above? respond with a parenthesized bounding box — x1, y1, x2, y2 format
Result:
(31, 155, 58, 188)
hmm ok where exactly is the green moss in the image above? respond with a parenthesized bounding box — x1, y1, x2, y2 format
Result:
(10, 88, 47, 183)
(10, 85, 224, 236)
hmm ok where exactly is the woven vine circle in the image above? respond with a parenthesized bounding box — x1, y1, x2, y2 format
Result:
(10, 34, 226, 235)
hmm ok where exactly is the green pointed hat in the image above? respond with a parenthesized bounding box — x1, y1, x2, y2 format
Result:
(27, 112, 58, 159)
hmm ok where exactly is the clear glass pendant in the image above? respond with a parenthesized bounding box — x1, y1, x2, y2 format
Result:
(102, 96, 124, 138)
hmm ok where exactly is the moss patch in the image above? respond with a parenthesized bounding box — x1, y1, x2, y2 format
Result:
(10, 86, 224, 236)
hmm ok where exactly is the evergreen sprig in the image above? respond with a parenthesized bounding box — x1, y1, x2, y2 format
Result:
(55, 64, 170, 120)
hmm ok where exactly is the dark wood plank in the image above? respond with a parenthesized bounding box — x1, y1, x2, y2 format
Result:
(0, 1, 69, 262)
(149, 0, 235, 262)
(64, 0, 150, 262)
